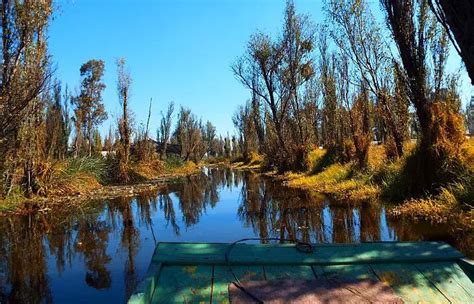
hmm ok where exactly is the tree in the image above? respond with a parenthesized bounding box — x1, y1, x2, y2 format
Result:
(158, 102, 174, 159)
(428, 0, 474, 84)
(326, 0, 407, 158)
(45, 81, 70, 160)
(93, 129, 102, 155)
(349, 84, 372, 168)
(103, 127, 114, 154)
(202, 121, 217, 156)
(233, 101, 258, 161)
(233, 0, 317, 171)
(318, 29, 344, 154)
(0, 0, 53, 195)
(174, 107, 203, 162)
(381, 0, 465, 194)
(116, 58, 132, 180)
(72, 59, 107, 156)
(281, 0, 315, 150)
(232, 32, 288, 163)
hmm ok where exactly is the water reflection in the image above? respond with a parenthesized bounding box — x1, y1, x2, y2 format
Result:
(0, 167, 471, 303)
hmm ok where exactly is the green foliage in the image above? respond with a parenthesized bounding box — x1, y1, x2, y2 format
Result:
(164, 155, 185, 170)
(61, 157, 109, 184)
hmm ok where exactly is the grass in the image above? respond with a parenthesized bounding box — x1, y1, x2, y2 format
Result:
(0, 155, 201, 213)
(278, 140, 474, 230)
(283, 146, 382, 201)
(231, 152, 264, 170)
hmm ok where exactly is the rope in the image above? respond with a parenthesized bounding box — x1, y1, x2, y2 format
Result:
(224, 238, 314, 304)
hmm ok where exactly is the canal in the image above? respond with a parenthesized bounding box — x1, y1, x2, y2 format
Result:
(0, 167, 471, 303)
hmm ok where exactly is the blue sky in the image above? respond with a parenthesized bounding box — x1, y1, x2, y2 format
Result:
(49, 0, 472, 137)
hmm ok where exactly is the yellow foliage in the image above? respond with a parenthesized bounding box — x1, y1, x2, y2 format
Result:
(462, 137, 474, 169)
(248, 151, 264, 165)
(306, 148, 326, 171)
(285, 160, 378, 201)
(390, 187, 473, 229)
(170, 161, 200, 175)
(367, 145, 386, 171)
(131, 160, 165, 179)
(232, 152, 264, 170)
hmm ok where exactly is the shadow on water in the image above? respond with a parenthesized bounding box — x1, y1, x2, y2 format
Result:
(0, 167, 472, 303)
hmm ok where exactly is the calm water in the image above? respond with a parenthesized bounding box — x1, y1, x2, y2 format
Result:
(0, 167, 472, 303)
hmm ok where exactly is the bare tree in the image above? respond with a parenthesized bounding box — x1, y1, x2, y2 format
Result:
(159, 102, 174, 159)
(326, 0, 406, 158)
(233, 101, 258, 161)
(232, 33, 288, 158)
(318, 28, 343, 153)
(233, 1, 317, 171)
(174, 107, 202, 162)
(116, 58, 132, 180)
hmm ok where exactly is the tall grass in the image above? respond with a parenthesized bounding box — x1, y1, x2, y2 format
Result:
(60, 157, 109, 183)
(36, 157, 110, 196)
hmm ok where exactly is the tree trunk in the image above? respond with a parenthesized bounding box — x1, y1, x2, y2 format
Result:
(431, 0, 474, 85)
(378, 93, 404, 158)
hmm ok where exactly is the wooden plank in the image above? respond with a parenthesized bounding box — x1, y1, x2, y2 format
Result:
(415, 262, 473, 303)
(371, 263, 450, 303)
(311, 265, 326, 277)
(211, 265, 264, 304)
(128, 262, 162, 304)
(151, 265, 212, 304)
(152, 242, 464, 265)
(321, 264, 379, 281)
(264, 265, 315, 280)
(458, 258, 474, 282)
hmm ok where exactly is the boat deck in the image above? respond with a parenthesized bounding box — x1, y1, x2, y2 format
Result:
(128, 242, 474, 303)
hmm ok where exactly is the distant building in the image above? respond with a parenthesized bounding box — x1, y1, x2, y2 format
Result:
(468, 96, 474, 136)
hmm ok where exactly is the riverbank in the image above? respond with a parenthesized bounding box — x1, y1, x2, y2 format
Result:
(233, 140, 474, 233)
(0, 157, 202, 215)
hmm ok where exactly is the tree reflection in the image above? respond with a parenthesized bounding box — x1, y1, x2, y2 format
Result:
(237, 172, 403, 245)
(116, 197, 140, 300)
(75, 216, 112, 289)
(159, 191, 180, 236)
(0, 215, 52, 303)
(0, 167, 471, 303)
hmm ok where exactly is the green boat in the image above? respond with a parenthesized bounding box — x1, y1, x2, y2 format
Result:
(128, 241, 474, 303)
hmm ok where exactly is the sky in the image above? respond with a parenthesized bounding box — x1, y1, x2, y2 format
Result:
(49, 0, 472, 138)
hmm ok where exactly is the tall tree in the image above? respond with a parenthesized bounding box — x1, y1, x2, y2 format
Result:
(326, 0, 407, 158)
(233, 101, 258, 160)
(318, 29, 343, 154)
(428, 0, 474, 84)
(72, 59, 107, 156)
(381, 0, 465, 194)
(281, 0, 315, 150)
(202, 121, 217, 156)
(233, 1, 317, 171)
(158, 102, 174, 159)
(116, 58, 132, 178)
(233, 32, 288, 162)
(174, 107, 203, 162)
(45, 81, 70, 160)
(0, 0, 53, 195)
